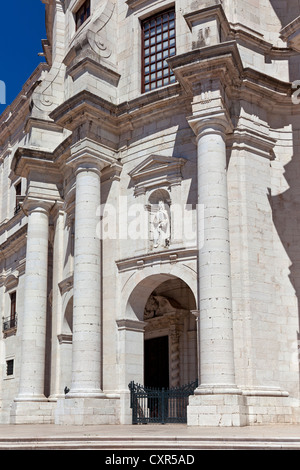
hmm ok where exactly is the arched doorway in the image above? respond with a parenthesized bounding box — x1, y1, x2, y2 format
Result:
(118, 268, 198, 424)
(143, 278, 198, 389)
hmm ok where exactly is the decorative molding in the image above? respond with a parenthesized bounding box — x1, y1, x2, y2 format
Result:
(0, 226, 27, 260)
(66, 57, 121, 87)
(280, 16, 300, 52)
(168, 40, 244, 96)
(128, 155, 186, 196)
(116, 247, 198, 273)
(58, 275, 74, 295)
(184, 4, 231, 49)
(125, 0, 156, 9)
(4, 273, 19, 292)
(49, 84, 186, 134)
(101, 161, 123, 183)
(57, 333, 73, 344)
(144, 294, 183, 319)
(116, 319, 147, 332)
(227, 128, 276, 160)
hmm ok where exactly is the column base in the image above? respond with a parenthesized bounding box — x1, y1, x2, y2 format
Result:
(187, 386, 298, 426)
(119, 390, 133, 425)
(10, 399, 55, 424)
(66, 389, 106, 399)
(54, 396, 120, 425)
(187, 390, 247, 427)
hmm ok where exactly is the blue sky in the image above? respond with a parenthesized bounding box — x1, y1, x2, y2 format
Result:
(0, 1, 46, 115)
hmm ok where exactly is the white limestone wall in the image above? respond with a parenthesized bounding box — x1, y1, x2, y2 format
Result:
(0, 267, 25, 423)
(228, 110, 300, 401)
(269, 118, 300, 399)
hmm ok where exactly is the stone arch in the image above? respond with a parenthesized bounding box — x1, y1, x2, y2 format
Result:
(122, 264, 198, 322)
(120, 267, 198, 389)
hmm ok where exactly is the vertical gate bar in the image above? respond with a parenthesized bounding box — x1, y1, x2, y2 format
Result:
(162, 388, 165, 424)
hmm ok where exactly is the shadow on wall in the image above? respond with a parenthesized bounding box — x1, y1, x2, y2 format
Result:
(269, 0, 300, 340)
(269, 0, 300, 27)
(270, 119, 300, 325)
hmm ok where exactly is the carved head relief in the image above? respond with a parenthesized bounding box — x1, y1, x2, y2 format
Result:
(144, 294, 182, 320)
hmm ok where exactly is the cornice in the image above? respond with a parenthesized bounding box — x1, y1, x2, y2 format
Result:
(0, 225, 27, 259)
(168, 41, 244, 94)
(116, 319, 147, 332)
(241, 68, 293, 111)
(184, 4, 230, 37)
(125, 0, 157, 10)
(280, 16, 300, 52)
(0, 64, 50, 145)
(49, 83, 187, 132)
(227, 127, 277, 160)
(11, 135, 72, 178)
(168, 41, 293, 114)
(12, 146, 59, 177)
(66, 57, 121, 87)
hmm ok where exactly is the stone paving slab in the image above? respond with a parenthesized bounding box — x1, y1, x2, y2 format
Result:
(0, 424, 300, 450)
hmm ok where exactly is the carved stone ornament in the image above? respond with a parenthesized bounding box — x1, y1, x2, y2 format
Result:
(144, 295, 182, 319)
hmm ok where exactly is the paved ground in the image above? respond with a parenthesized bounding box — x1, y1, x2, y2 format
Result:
(0, 423, 300, 450)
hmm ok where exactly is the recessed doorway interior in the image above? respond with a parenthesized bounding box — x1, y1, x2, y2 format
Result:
(144, 335, 169, 388)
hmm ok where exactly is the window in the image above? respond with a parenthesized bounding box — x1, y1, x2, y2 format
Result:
(3, 292, 17, 333)
(142, 9, 176, 93)
(10, 292, 16, 327)
(6, 359, 14, 377)
(14, 181, 21, 215)
(75, 0, 91, 31)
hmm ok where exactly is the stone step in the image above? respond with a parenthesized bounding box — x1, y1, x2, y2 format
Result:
(0, 436, 300, 450)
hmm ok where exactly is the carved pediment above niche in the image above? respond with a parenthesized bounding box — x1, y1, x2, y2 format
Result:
(4, 273, 19, 292)
(125, 0, 156, 9)
(128, 155, 186, 196)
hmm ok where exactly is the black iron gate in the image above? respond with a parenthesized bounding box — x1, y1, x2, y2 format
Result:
(128, 380, 198, 424)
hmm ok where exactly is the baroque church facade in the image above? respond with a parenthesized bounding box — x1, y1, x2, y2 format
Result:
(1, 0, 300, 426)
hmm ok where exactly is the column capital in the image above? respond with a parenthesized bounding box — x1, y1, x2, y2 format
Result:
(67, 138, 116, 174)
(188, 110, 233, 139)
(21, 196, 54, 216)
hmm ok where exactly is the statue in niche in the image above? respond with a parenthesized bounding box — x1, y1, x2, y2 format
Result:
(152, 200, 170, 249)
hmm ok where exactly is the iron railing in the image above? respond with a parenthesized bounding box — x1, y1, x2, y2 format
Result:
(128, 379, 198, 424)
(2, 314, 17, 332)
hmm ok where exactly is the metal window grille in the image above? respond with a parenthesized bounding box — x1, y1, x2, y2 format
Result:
(142, 9, 176, 93)
(3, 314, 17, 332)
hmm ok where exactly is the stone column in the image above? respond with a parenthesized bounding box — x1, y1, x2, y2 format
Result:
(196, 117, 236, 390)
(187, 114, 246, 426)
(15, 200, 51, 401)
(67, 162, 104, 398)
